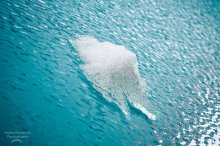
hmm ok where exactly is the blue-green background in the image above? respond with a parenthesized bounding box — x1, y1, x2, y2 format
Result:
(0, 0, 219, 145)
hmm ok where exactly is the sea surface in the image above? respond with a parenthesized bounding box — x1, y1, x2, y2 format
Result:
(0, 0, 219, 146)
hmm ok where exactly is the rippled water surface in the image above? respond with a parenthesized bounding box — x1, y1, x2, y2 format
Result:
(0, 0, 219, 145)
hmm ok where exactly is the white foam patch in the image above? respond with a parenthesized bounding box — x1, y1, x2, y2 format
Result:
(72, 36, 156, 120)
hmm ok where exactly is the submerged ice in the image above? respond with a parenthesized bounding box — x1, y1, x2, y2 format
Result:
(72, 36, 156, 120)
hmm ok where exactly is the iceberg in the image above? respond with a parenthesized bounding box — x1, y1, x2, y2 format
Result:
(72, 36, 156, 120)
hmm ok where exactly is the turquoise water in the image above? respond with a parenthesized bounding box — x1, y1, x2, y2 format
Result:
(0, 0, 219, 146)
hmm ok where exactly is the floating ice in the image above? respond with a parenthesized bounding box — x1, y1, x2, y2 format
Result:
(72, 36, 156, 120)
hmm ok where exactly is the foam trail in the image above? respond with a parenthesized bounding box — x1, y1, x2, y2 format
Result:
(72, 36, 156, 120)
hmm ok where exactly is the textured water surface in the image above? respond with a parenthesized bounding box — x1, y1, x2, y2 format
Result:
(0, 0, 219, 146)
